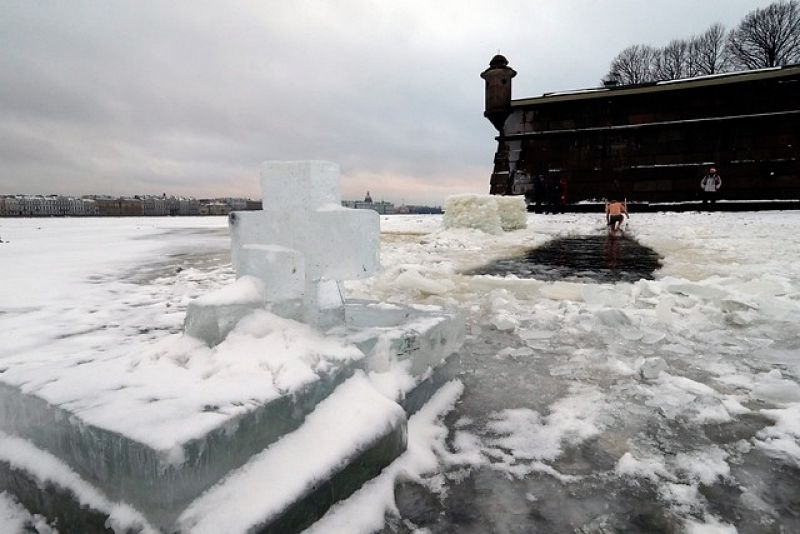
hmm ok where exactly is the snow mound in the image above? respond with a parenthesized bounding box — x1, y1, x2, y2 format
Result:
(443, 194, 526, 234)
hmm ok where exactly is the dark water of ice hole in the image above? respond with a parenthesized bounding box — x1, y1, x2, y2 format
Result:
(465, 234, 662, 283)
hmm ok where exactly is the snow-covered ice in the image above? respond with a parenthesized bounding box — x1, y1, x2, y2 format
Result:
(0, 431, 157, 533)
(2, 209, 800, 532)
(0, 491, 55, 534)
(176, 372, 406, 534)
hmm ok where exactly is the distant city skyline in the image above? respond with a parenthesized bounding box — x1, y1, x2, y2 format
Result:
(0, 1, 777, 205)
(0, 191, 444, 217)
(0, 190, 431, 206)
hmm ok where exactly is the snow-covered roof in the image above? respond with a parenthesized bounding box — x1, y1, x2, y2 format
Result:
(511, 64, 800, 107)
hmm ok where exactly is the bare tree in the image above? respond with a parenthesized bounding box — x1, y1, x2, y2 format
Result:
(693, 23, 732, 74)
(607, 44, 659, 85)
(656, 39, 692, 79)
(727, 0, 800, 69)
(685, 39, 704, 77)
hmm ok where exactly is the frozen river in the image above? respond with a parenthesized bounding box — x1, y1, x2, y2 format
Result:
(1, 212, 799, 533)
(345, 211, 800, 534)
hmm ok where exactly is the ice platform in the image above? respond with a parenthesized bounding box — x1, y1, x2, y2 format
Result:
(0, 300, 463, 532)
(1, 374, 407, 534)
(0, 334, 363, 528)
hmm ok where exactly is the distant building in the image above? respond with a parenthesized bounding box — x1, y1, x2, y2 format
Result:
(142, 196, 169, 216)
(178, 197, 199, 216)
(89, 196, 120, 217)
(166, 196, 180, 216)
(482, 56, 800, 202)
(0, 193, 257, 217)
(403, 205, 443, 214)
(87, 196, 144, 217)
(203, 202, 231, 216)
(245, 199, 262, 211)
(0, 195, 101, 216)
(0, 196, 21, 216)
(342, 191, 395, 214)
(82, 198, 98, 216)
(222, 197, 248, 211)
(120, 198, 142, 216)
(17, 196, 53, 216)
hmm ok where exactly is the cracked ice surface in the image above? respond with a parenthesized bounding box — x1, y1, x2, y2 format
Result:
(3, 211, 800, 533)
(338, 211, 800, 533)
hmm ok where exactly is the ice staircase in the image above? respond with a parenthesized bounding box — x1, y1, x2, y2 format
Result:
(2, 371, 408, 534)
(0, 304, 464, 533)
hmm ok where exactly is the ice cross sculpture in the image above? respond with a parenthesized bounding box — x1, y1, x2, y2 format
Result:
(228, 161, 380, 329)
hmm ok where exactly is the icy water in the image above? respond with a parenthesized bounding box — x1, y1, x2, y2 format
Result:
(465, 235, 663, 283)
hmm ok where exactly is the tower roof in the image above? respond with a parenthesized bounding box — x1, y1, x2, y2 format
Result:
(489, 54, 509, 68)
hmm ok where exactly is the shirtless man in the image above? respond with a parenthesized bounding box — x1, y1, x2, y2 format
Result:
(606, 199, 629, 235)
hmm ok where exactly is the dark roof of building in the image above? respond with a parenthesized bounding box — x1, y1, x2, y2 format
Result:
(511, 64, 800, 107)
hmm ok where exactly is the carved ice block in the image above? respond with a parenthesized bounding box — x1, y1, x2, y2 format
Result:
(305, 207, 380, 280)
(237, 244, 305, 302)
(184, 276, 266, 348)
(190, 160, 382, 340)
(260, 160, 341, 212)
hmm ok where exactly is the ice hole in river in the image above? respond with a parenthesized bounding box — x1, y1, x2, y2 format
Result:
(466, 235, 662, 283)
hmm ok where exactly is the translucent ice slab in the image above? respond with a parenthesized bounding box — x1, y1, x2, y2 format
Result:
(183, 275, 267, 346)
(177, 373, 407, 534)
(343, 300, 466, 380)
(229, 208, 380, 282)
(0, 326, 364, 528)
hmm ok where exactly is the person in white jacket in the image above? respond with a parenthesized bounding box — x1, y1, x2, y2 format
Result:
(700, 167, 722, 205)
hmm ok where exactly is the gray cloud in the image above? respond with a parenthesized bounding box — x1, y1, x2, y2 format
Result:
(0, 0, 777, 204)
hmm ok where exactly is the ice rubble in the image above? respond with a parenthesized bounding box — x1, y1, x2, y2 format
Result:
(340, 211, 800, 531)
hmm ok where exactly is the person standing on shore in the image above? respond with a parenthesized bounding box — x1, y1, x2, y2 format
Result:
(700, 167, 722, 205)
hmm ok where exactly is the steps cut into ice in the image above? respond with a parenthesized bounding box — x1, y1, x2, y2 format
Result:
(176, 372, 407, 534)
(0, 311, 365, 528)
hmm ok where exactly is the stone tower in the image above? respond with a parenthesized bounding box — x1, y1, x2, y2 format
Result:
(480, 54, 516, 131)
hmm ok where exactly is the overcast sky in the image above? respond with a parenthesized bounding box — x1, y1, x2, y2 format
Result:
(0, 0, 778, 205)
